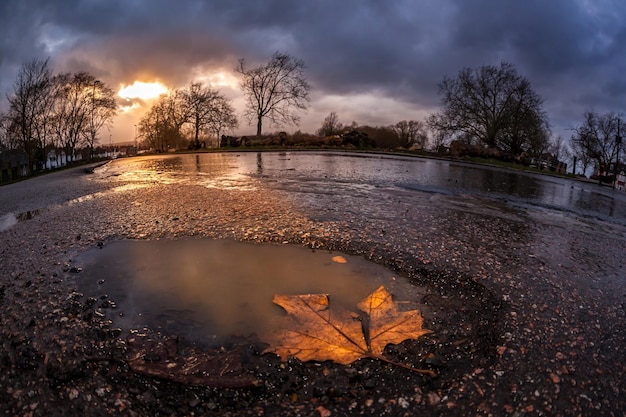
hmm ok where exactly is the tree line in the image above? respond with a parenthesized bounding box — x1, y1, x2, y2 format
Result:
(138, 82, 238, 152)
(138, 51, 309, 151)
(314, 112, 428, 149)
(570, 110, 622, 177)
(234, 54, 621, 176)
(0, 58, 117, 174)
(425, 62, 622, 176)
(1, 54, 622, 178)
(314, 62, 621, 176)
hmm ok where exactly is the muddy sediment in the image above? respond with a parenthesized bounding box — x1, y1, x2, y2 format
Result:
(0, 157, 625, 416)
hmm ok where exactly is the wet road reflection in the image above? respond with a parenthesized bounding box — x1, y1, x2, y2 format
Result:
(95, 152, 626, 225)
(95, 153, 258, 190)
(80, 151, 626, 347)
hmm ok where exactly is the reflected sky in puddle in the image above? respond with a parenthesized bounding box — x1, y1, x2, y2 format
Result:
(0, 183, 153, 233)
(93, 151, 626, 224)
(0, 213, 17, 232)
(71, 152, 626, 347)
(95, 154, 258, 191)
(73, 239, 426, 345)
(0, 210, 44, 232)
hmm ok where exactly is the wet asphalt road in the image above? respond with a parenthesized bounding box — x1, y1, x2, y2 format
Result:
(0, 152, 625, 416)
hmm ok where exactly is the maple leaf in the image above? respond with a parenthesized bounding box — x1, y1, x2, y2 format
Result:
(358, 285, 432, 356)
(263, 285, 433, 373)
(266, 293, 368, 365)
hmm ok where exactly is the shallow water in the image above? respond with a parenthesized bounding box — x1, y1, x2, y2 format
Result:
(75, 239, 427, 345)
(0, 213, 17, 232)
(77, 151, 626, 344)
(94, 152, 626, 225)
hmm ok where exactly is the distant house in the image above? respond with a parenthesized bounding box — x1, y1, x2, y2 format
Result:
(46, 149, 65, 169)
(591, 162, 626, 188)
(609, 162, 626, 190)
(44, 149, 84, 170)
(529, 153, 567, 174)
(0, 150, 28, 183)
(548, 157, 568, 175)
(616, 171, 625, 190)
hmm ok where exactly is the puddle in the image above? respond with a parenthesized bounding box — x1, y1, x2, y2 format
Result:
(0, 213, 18, 232)
(0, 210, 44, 232)
(93, 154, 259, 191)
(90, 153, 626, 225)
(72, 239, 428, 346)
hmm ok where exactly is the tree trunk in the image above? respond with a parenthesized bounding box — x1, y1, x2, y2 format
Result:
(256, 116, 262, 137)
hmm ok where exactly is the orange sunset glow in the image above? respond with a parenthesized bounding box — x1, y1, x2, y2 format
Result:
(118, 81, 168, 100)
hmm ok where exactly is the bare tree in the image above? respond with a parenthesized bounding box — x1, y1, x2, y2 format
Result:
(51, 72, 96, 162)
(164, 89, 192, 147)
(0, 113, 10, 151)
(185, 82, 219, 148)
(548, 135, 570, 163)
(5, 58, 54, 173)
(317, 112, 343, 137)
(138, 95, 184, 152)
(569, 134, 593, 176)
(83, 78, 117, 159)
(184, 82, 238, 148)
(138, 105, 162, 151)
(428, 128, 449, 152)
(392, 120, 428, 149)
(209, 97, 238, 145)
(139, 89, 191, 151)
(139, 83, 238, 150)
(571, 110, 622, 175)
(428, 62, 549, 154)
(502, 79, 550, 155)
(4, 59, 117, 169)
(236, 51, 310, 136)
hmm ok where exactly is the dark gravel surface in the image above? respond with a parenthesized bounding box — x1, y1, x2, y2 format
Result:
(1, 156, 625, 416)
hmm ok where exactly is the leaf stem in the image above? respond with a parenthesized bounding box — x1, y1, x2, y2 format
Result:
(367, 354, 437, 378)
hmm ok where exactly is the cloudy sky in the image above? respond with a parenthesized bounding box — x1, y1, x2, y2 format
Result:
(1, 0, 625, 144)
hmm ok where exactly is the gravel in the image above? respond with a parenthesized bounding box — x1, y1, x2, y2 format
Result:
(1, 156, 624, 416)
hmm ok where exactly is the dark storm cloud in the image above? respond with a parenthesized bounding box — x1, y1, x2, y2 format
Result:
(1, 0, 625, 132)
(442, 0, 626, 125)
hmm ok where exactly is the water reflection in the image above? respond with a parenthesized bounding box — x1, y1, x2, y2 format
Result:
(75, 239, 425, 345)
(95, 152, 626, 224)
(249, 152, 626, 224)
(0, 213, 17, 232)
(257, 152, 263, 175)
(445, 164, 543, 199)
(97, 154, 258, 190)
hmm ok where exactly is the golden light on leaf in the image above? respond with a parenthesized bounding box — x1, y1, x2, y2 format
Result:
(267, 293, 367, 365)
(118, 81, 168, 100)
(357, 286, 432, 356)
(263, 285, 434, 375)
(332, 255, 347, 264)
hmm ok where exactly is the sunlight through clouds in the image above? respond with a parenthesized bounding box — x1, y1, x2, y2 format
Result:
(118, 81, 168, 100)
(189, 66, 240, 91)
(2, 1, 626, 142)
